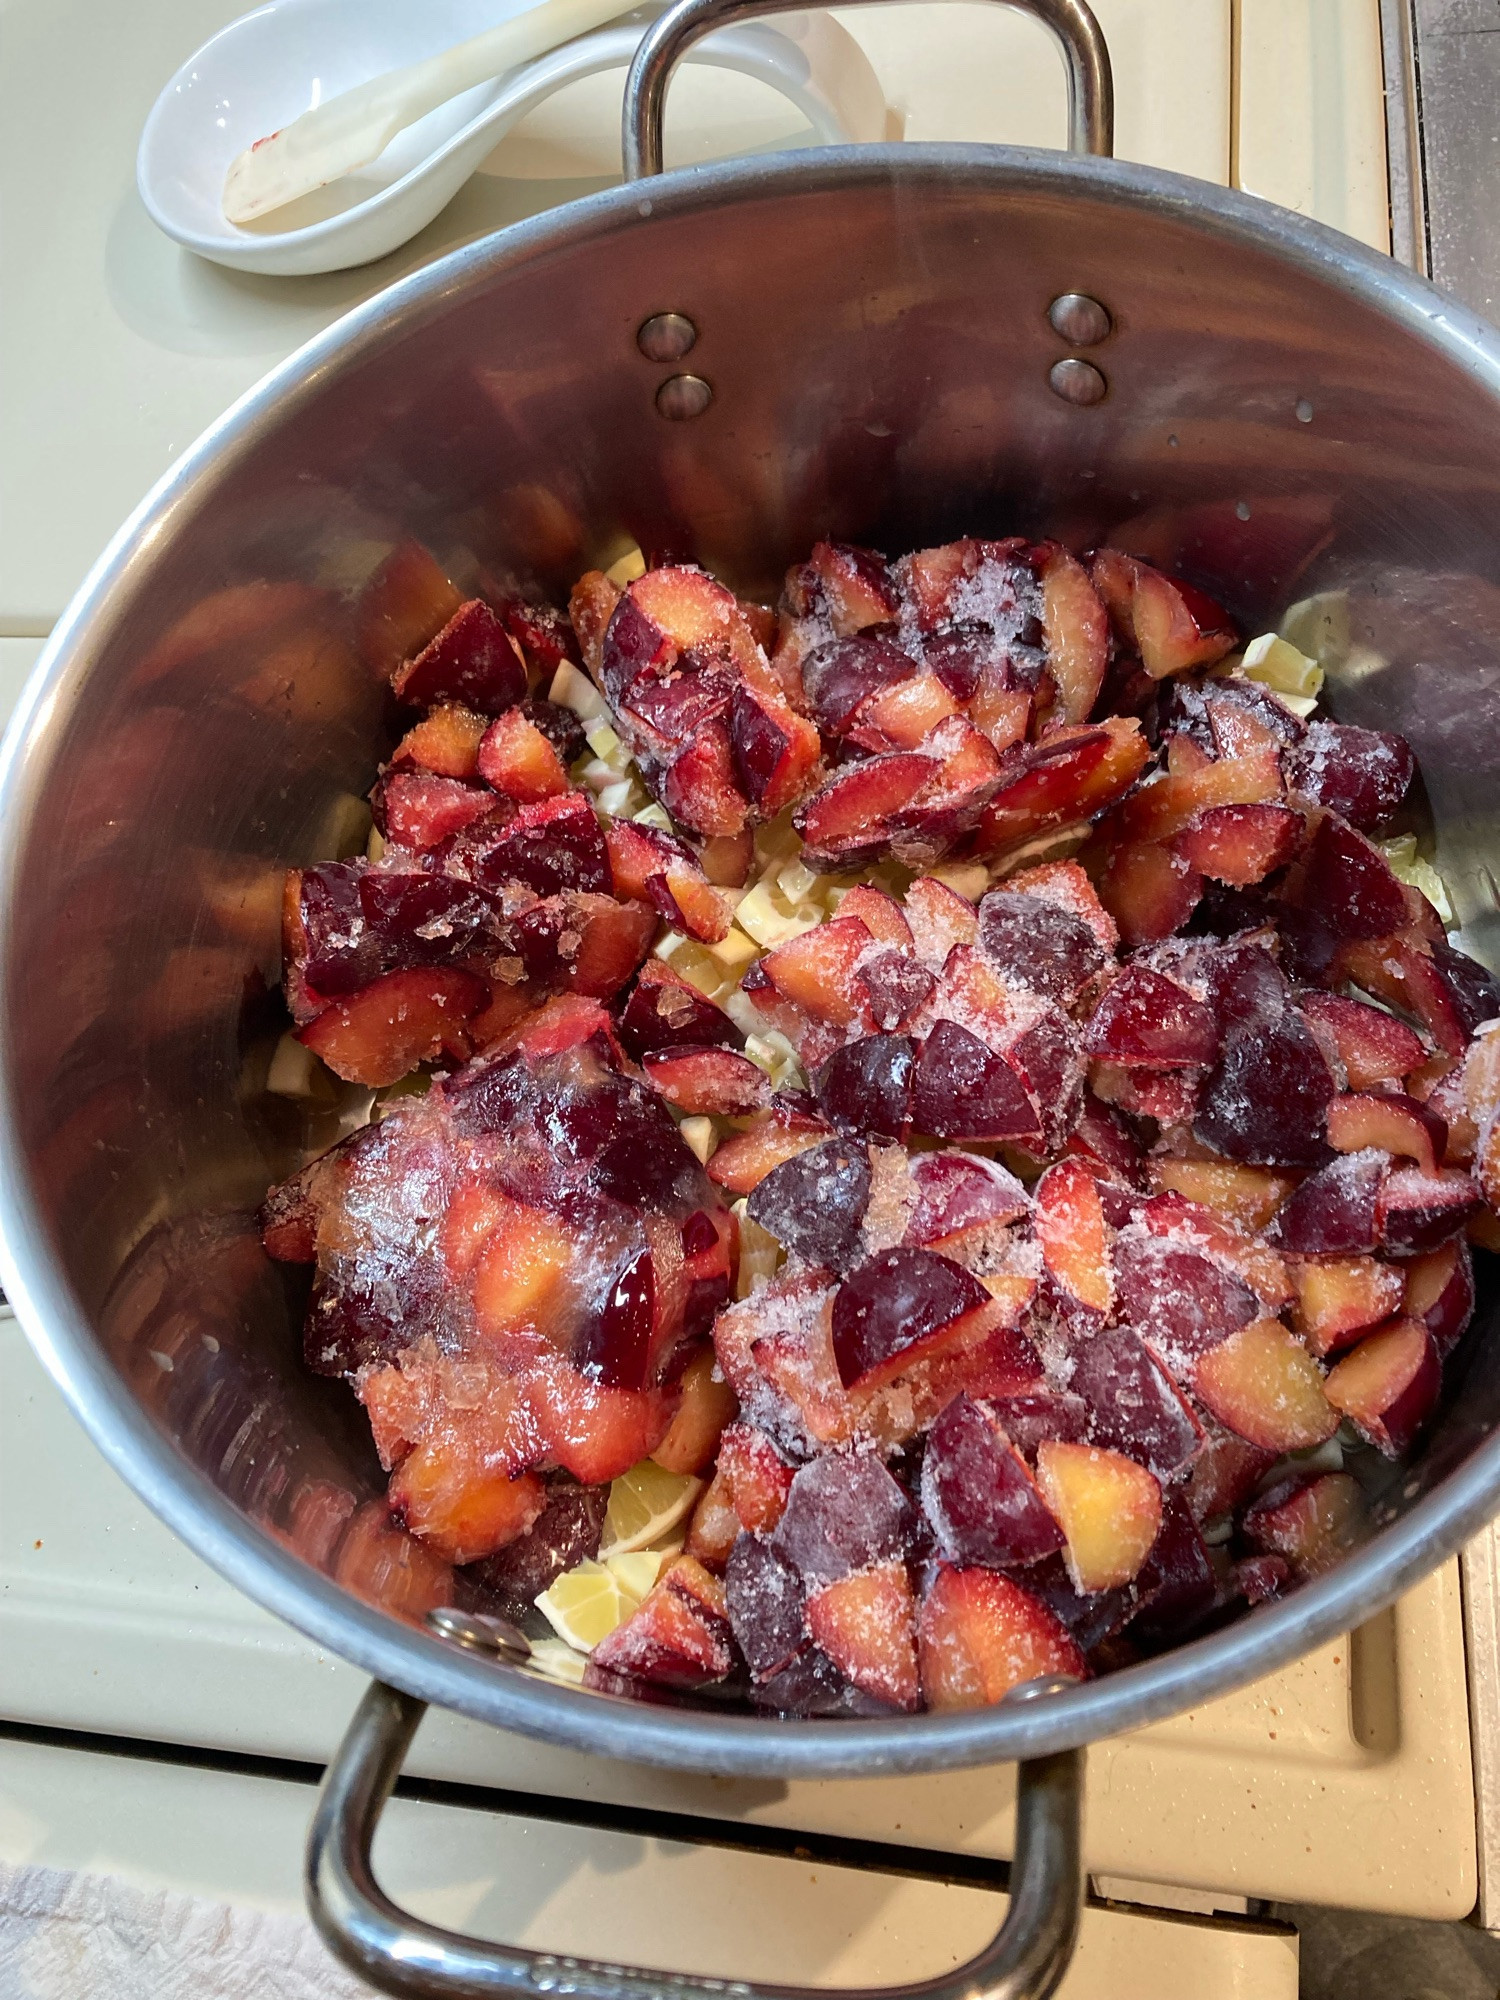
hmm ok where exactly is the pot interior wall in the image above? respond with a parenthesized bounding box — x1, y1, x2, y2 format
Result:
(10, 152, 1500, 1739)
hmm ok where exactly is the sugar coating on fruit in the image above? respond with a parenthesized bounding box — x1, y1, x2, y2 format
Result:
(261, 532, 1500, 1717)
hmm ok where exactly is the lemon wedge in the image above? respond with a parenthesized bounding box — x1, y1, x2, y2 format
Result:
(535, 1560, 636, 1651)
(600, 1460, 703, 1557)
(525, 1636, 590, 1685)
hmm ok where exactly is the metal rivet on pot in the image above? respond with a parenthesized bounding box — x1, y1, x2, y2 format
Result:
(637, 312, 698, 362)
(1047, 292, 1112, 345)
(1048, 358, 1108, 407)
(656, 373, 713, 421)
(426, 1606, 531, 1660)
(1003, 1673, 1081, 1702)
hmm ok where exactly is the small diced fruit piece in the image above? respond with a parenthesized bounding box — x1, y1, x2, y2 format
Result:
(650, 1348, 738, 1476)
(1298, 990, 1427, 1089)
(759, 917, 873, 1027)
(717, 1423, 796, 1534)
(977, 887, 1108, 1007)
(1290, 1255, 1406, 1358)
(1036, 540, 1109, 722)
(589, 1554, 734, 1687)
(837, 884, 915, 949)
(1326, 1092, 1445, 1176)
(1186, 1428, 1276, 1526)
(910, 1018, 1042, 1144)
(831, 1247, 993, 1389)
(1285, 720, 1415, 832)
(684, 1472, 740, 1569)
(806, 1563, 920, 1710)
(746, 1136, 871, 1271)
(1095, 839, 1202, 946)
(1377, 1166, 1482, 1254)
(619, 959, 739, 1060)
(1193, 1320, 1338, 1452)
(1083, 964, 1218, 1068)
(725, 1533, 806, 1681)
(1269, 1150, 1385, 1255)
(976, 720, 1150, 856)
(1089, 550, 1236, 679)
(643, 1045, 769, 1116)
(1403, 1239, 1474, 1356)
(1034, 1440, 1162, 1592)
(1070, 1327, 1202, 1478)
(1147, 1159, 1294, 1232)
(707, 1107, 831, 1195)
(905, 1151, 1030, 1251)
(918, 1566, 1086, 1711)
(795, 753, 940, 867)
(1115, 752, 1283, 846)
(357, 541, 465, 678)
(773, 1453, 909, 1587)
(814, 1034, 916, 1141)
(1112, 1231, 1259, 1362)
(389, 1447, 545, 1566)
(1174, 802, 1301, 886)
(920, 1395, 1064, 1567)
(393, 599, 527, 714)
(297, 967, 485, 1085)
(378, 773, 495, 851)
(1323, 1318, 1441, 1455)
(392, 704, 488, 778)
(1244, 1472, 1366, 1580)
(1195, 1007, 1335, 1168)
(477, 708, 569, 800)
(1237, 1555, 1292, 1604)
(1033, 1158, 1112, 1319)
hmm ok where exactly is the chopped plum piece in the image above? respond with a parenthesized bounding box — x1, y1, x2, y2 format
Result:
(1269, 1149, 1385, 1255)
(838, 884, 915, 948)
(494, 596, 579, 678)
(848, 672, 961, 752)
(814, 1034, 915, 1141)
(1147, 1159, 1293, 1232)
(1035, 540, 1109, 722)
(1285, 721, 1415, 832)
(477, 708, 569, 801)
(726, 1533, 808, 1681)
(976, 888, 1108, 1005)
(1194, 1320, 1339, 1453)
(772, 1453, 910, 1587)
(920, 1395, 1064, 1567)
(1236, 1554, 1291, 1604)
(801, 540, 901, 635)
(806, 1564, 921, 1710)
(831, 1247, 993, 1389)
(1066, 1089, 1147, 1187)
(976, 719, 1150, 856)
(1326, 1091, 1445, 1175)
(716, 1423, 796, 1534)
(905, 1151, 1030, 1251)
(1089, 550, 1236, 679)
(1112, 1229, 1259, 1364)
(468, 791, 610, 898)
(390, 1449, 545, 1567)
(1324, 1318, 1441, 1455)
(1139, 1190, 1293, 1312)
(918, 1565, 1086, 1711)
(1290, 1254, 1406, 1358)
(708, 1104, 833, 1195)
(590, 1554, 734, 1688)
(986, 1389, 1089, 1460)
(1083, 964, 1218, 1068)
(393, 703, 489, 780)
(801, 633, 915, 733)
(298, 967, 486, 1085)
(857, 947, 936, 1031)
(1297, 990, 1427, 1088)
(746, 1137, 871, 1271)
(1336, 932, 1494, 1059)
(1244, 1471, 1366, 1580)
(393, 599, 528, 715)
(910, 1019, 1043, 1144)
(643, 1045, 769, 1117)
(1096, 839, 1203, 947)
(652, 1347, 739, 1476)
(904, 875, 979, 965)
(1195, 1005, 1334, 1167)
(467, 1480, 607, 1617)
(1034, 1158, 1113, 1321)
(1034, 1440, 1163, 1593)
(1071, 1328, 1202, 1478)
(1293, 813, 1412, 941)
(618, 960, 740, 1060)
(759, 916, 875, 1028)
(1174, 803, 1302, 887)
(795, 753, 940, 869)
(1377, 1165, 1481, 1254)
(1403, 1238, 1474, 1356)
(1186, 1427, 1277, 1525)
(377, 774, 496, 852)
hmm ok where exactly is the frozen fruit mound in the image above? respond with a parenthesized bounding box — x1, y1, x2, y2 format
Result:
(259, 531, 1500, 1718)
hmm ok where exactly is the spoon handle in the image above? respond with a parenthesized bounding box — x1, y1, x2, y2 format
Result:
(222, 0, 629, 224)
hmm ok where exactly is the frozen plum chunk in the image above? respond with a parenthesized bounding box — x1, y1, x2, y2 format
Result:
(1267, 1149, 1384, 1255)
(1286, 721, 1414, 833)
(746, 1137, 872, 1271)
(1195, 1007, 1334, 1167)
(467, 1480, 608, 1617)
(976, 889, 1108, 1005)
(801, 634, 915, 733)
(1083, 964, 1218, 1069)
(814, 1034, 915, 1140)
(726, 1533, 808, 1681)
(920, 1395, 1064, 1567)
(1070, 1327, 1202, 1479)
(831, 1246, 991, 1388)
(857, 947, 936, 1031)
(1112, 1231, 1259, 1363)
(911, 1019, 1042, 1143)
(772, 1453, 910, 1588)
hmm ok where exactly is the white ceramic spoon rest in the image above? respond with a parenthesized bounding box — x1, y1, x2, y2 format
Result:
(137, 0, 887, 277)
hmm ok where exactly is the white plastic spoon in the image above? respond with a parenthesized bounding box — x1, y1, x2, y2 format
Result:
(222, 0, 631, 222)
(137, 0, 887, 276)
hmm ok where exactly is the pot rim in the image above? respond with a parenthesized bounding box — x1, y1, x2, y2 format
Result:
(6, 140, 1500, 1778)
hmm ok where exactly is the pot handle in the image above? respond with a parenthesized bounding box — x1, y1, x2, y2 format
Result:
(306, 1679, 1085, 2000)
(623, 0, 1114, 179)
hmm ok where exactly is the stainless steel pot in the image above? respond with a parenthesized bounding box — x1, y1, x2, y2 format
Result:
(7, 1, 1500, 1993)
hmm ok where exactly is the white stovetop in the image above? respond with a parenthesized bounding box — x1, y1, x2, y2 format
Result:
(0, 2, 1462, 1992)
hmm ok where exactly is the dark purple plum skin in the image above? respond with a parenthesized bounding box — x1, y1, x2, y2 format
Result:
(1285, 722, 1414, 833)
(910, 1019, 1042, 1143)
(573, 1245, 654, 1390)
(1268, 1148, 1384, 1254)
(726, 1533, 808, 1681)
(1195, 1007, 1334, 1168)
(470, 793, 612, 898)
(814, 1035, 915, 1140)
(772, 1453, 910, 1587)
(830, 1246, 990, 1387)
(617, 973, 741, 1061)
(467, 1481, 608, 1617)
(801, 635, 914, 733)
(1083, 964, 1218, 1068)
(1070, 1327, 1201, 1478)
(746, 1138, 871, 1271)
(1295, 814, 1410, 941)
(730, 686, 791, 804)
(919, 1395, 1063, 1567)
(1112, 1232, 1259, 1362)
(977, 889, 1107, 1005)
(857, 947, 935, 1031)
